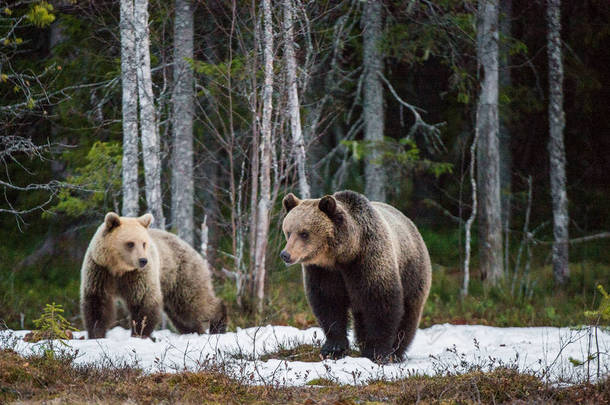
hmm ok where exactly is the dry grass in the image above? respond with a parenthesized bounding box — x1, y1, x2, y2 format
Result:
(259, 344, 361, 362)
(1, 348, 608, 404)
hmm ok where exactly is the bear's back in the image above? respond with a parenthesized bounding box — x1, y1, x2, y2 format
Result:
(371, 201, 431, 285)
(148, 228, 213, 292)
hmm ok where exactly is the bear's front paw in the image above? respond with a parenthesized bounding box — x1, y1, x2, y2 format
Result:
(320, 341, 348, 360)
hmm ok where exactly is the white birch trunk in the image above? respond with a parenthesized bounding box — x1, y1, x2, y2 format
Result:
(547, 0, 569, 284)
(476, 0, 503, 284)
(171, 0, 194, 245)
(253, 0, 274, 313)
(499, 0, 512, 271)
(362, 0, 386, 202)
(283, 0, 310, 199)
(462, 128, 480, 297)
(248, 8, 260, 296)
(134, 0, 165, 229)
(120, 0, 139, 217)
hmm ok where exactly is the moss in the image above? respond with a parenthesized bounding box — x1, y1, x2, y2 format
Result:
(306, 378, 339, 386)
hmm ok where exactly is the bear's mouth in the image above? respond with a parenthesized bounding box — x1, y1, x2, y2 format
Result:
(282, 255, 297, 265)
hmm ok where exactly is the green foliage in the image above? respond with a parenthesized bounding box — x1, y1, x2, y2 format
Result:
(584, 284, 610, 323)
(422, 261, 610, 328)
(420, 228, 465, 266)
(26, 303, 78, 360)
(306, 378, 337, 386)
(26, 2, 55, 28)
(341, 137, 453, 179)
(32, 303, 77, 341)
(48, 141, 123, 218)
(190, 57, 246, 80)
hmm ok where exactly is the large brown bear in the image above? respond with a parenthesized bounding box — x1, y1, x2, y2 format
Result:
(281, 190, 431, 362)
(80, 212, 226, 339)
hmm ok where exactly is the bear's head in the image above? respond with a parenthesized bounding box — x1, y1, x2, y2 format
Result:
(281, 193, 358, 268)
(92, 212, 154, 274)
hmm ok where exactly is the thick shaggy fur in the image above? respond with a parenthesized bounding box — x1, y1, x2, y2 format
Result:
(281, 190, 431, 362)
(81, 213, 226, 339)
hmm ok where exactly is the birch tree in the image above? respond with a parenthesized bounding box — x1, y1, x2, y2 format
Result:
(134, 0, 165, 229)
(476, 0, 503, 283)
(171, 0, 195, 245)
(547, 0, 569, 284)
(252, 0, 274, 313)
(362, 0, 386, 202)
(120, 0, 139, 217)
(499, 0, 512, 270)
(283, 0, 310, 198)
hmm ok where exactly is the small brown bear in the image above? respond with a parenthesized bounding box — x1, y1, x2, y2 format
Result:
(80, 212, 226, 338)
(281, 190, 431, 362)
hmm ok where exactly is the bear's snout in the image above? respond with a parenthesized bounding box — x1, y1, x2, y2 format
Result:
(138, 258, 148, 268)
(280, 250, 292, 264)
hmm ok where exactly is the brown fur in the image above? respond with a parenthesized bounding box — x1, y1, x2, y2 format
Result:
(80, 213, 226, 339)
(281, 190, 432, 362)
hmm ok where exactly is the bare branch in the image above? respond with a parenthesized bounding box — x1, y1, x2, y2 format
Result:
(534, 232, 610, 246)
(379, 73, 446, 153)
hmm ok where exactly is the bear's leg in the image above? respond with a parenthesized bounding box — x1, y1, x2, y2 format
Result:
(394, 297, 425, 359)
(209, 301, 227, 334)
(350, 281, 403, 362)
(165, 304, 209, 334)
(82, 294, 115, 339)
(163, 278, 223, 334)
(168, 300, 225, 334)
(304, 265, 350, 359)
(127, 298, 161, 338)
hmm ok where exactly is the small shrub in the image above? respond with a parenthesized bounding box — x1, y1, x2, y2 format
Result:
(24, 303, 78, 360)
(585, 284, 610, 324)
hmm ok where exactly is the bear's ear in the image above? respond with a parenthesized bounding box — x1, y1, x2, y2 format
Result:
(283, 193, 301, 213)
(137, 213, 154, 228)
(318, 195, 337, 218)
(104, 212, 121, 231)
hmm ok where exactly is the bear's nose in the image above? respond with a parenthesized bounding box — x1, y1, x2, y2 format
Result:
(138, 258, 148, 268)
(280, 250, 292, 264)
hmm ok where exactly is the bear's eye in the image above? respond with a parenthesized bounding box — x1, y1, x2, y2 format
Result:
(143, 242, 146, 249)
(126, 242, 135, 249)
(299, 231, 309, 240)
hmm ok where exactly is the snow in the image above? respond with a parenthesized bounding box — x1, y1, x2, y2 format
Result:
(2, 324, 609, 386)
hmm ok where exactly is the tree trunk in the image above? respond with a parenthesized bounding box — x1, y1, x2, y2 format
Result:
(499, 0, 512, 271)
(362, 0, 385, 202)
(476, 0, 503, 284)
(547, 0, 569, 284)
(134, 0, 165, 229)
(253, 0, 274, 314)
(248, 0, 260, 307)
(120, 0, 139, 217)
(463, 129, 480, 297)
(171, 0, 194, 245)
(283, 0, 310, 199)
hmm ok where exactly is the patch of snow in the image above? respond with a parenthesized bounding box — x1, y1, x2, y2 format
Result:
(2, 324, 608, 386)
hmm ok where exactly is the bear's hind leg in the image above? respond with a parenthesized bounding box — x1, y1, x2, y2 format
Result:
(394, 298, 424, 359)
(304, 265, 350, 359)
(165, 306, 209, 334)
(209, 301, 227, 334)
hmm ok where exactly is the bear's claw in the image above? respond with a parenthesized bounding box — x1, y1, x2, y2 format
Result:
(320, 342, 347, 359)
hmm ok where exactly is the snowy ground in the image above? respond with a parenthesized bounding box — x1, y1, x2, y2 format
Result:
(2, 324, 609, 386)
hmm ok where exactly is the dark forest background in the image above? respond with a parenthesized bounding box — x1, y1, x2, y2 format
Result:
(1, 0, 609, 330)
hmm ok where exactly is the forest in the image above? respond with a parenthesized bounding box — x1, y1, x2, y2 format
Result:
(1, 0, 609, 402)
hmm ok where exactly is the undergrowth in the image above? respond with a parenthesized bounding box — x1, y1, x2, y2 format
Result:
(1, 227, 609, 331)
(0, 348, 607, 404)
